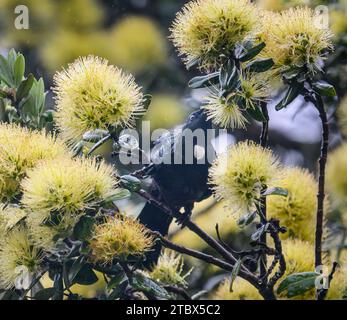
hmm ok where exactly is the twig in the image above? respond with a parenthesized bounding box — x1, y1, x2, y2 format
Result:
(313, 94, 329, 270)
(256, 102, 271, 281)
(156, 233, 259, 287)
(87, 134, 112, 156)
(267, 220, 287, 289)
(136, 188, 254, 276)
(317, 262, 339, 300)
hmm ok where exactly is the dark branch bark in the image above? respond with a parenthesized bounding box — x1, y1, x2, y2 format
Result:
(156, 233, 260, 289)
(313, 95, 329, 270)
(259, 102, 270, 280)
(136, 188, 253, 276)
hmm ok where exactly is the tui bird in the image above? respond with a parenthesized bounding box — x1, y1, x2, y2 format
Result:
(137, 109, 216, 268)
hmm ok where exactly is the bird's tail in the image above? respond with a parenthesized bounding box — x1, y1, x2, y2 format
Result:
(138, 201, 173, 269)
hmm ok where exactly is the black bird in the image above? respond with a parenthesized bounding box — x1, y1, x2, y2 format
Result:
(137, 109, 216, 267)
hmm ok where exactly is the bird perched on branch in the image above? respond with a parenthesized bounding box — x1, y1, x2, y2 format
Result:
(137, 109, 216, 267)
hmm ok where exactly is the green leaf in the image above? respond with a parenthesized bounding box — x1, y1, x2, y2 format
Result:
(239, 42, 266, 62)
(220, 60, 239, 91)
(188, 72, 219, 89)
(73, 216, 95, 242)
(42, 109, 55, 123)
(83, 129, 109, 143)
(107, 272, 126, 291)
(52, 273, 64, 300)
(16, 73, 34, 101)
(132, 272, 172, 299)
(108, 280, 128, 300)
(103, 188, 131, 204)
(246, 105, 266, 122)
(72, 141, 85, 157)
(275, 83, 303, 111)
(0, 290, 20, 300)
(186, 57, 200, 70)
(68, 256, 86, 285)
(13, 54, 25, 87)
(34, 288, 56, 300)
(220, 60, 233, 87)
(251, 223, 270, 242)
(277, 272, 318, 298)
(7, 49, 17, 71)
(120, 175, 142, 192)
(262, 187, 288, 197)
(0, 54, 12, 86)
(312, 81, 336, 97)
(73, 265, 98, 286)
(229, 258, 246, 292)
(283, 68, 300, 81)
(246, 58, 274, 73)
(237, 211, 257, 228)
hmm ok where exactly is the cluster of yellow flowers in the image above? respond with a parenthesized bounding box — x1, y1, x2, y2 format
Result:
(203, 72, 271, 129)
(260, 7, 333, 74)
(89, 215, 153, 263)
(170, 1, 333, 130)
(209, 141, 281, 216)
(0, 124, 67, 202)
(267, 167, 318, 242)
(0, 125, 152, 288)
(53, 56, 145, 145)
(147, 250, 191, 287)
(171, 0, 333, 73)
(22, 157, 117, 249)
(213, 239, 347, 300)
(171, 0, 259, 71)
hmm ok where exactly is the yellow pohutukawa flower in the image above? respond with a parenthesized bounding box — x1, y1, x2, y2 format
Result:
(25, 216, 58, 252)
(171, 0, 258, 70)
(110, 16, 167, 74)
(0, 123, 67, 202)
(148, 250, 191, 287)
(261, 7, 333, 73)
(203, 91, 248, 129)
(327, 143, 347, 206)
(337, 97, 347, 137)
(89, 215, 153, 263)
(277, 239, 347, 300)
(276, 239, 315, 300)
(0, 227, 42, 289)
(53, 55, 144, 144)
(21, 157, 117, 244)
(267, 167, 317, 242)
(203, 72, 270, 129)
(211, 278, 262, 300)
(209, 141, 280, 216)
(0, 205, 27, 233)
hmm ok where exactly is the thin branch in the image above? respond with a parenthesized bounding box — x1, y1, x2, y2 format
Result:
(267, 220, 287, 289)
(156, 232, 259, 287)
(313, 94, 329, 270)
(87, 134, 112, 156)
(317, 262, 339, 300)
(136, 188, 254, 277)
